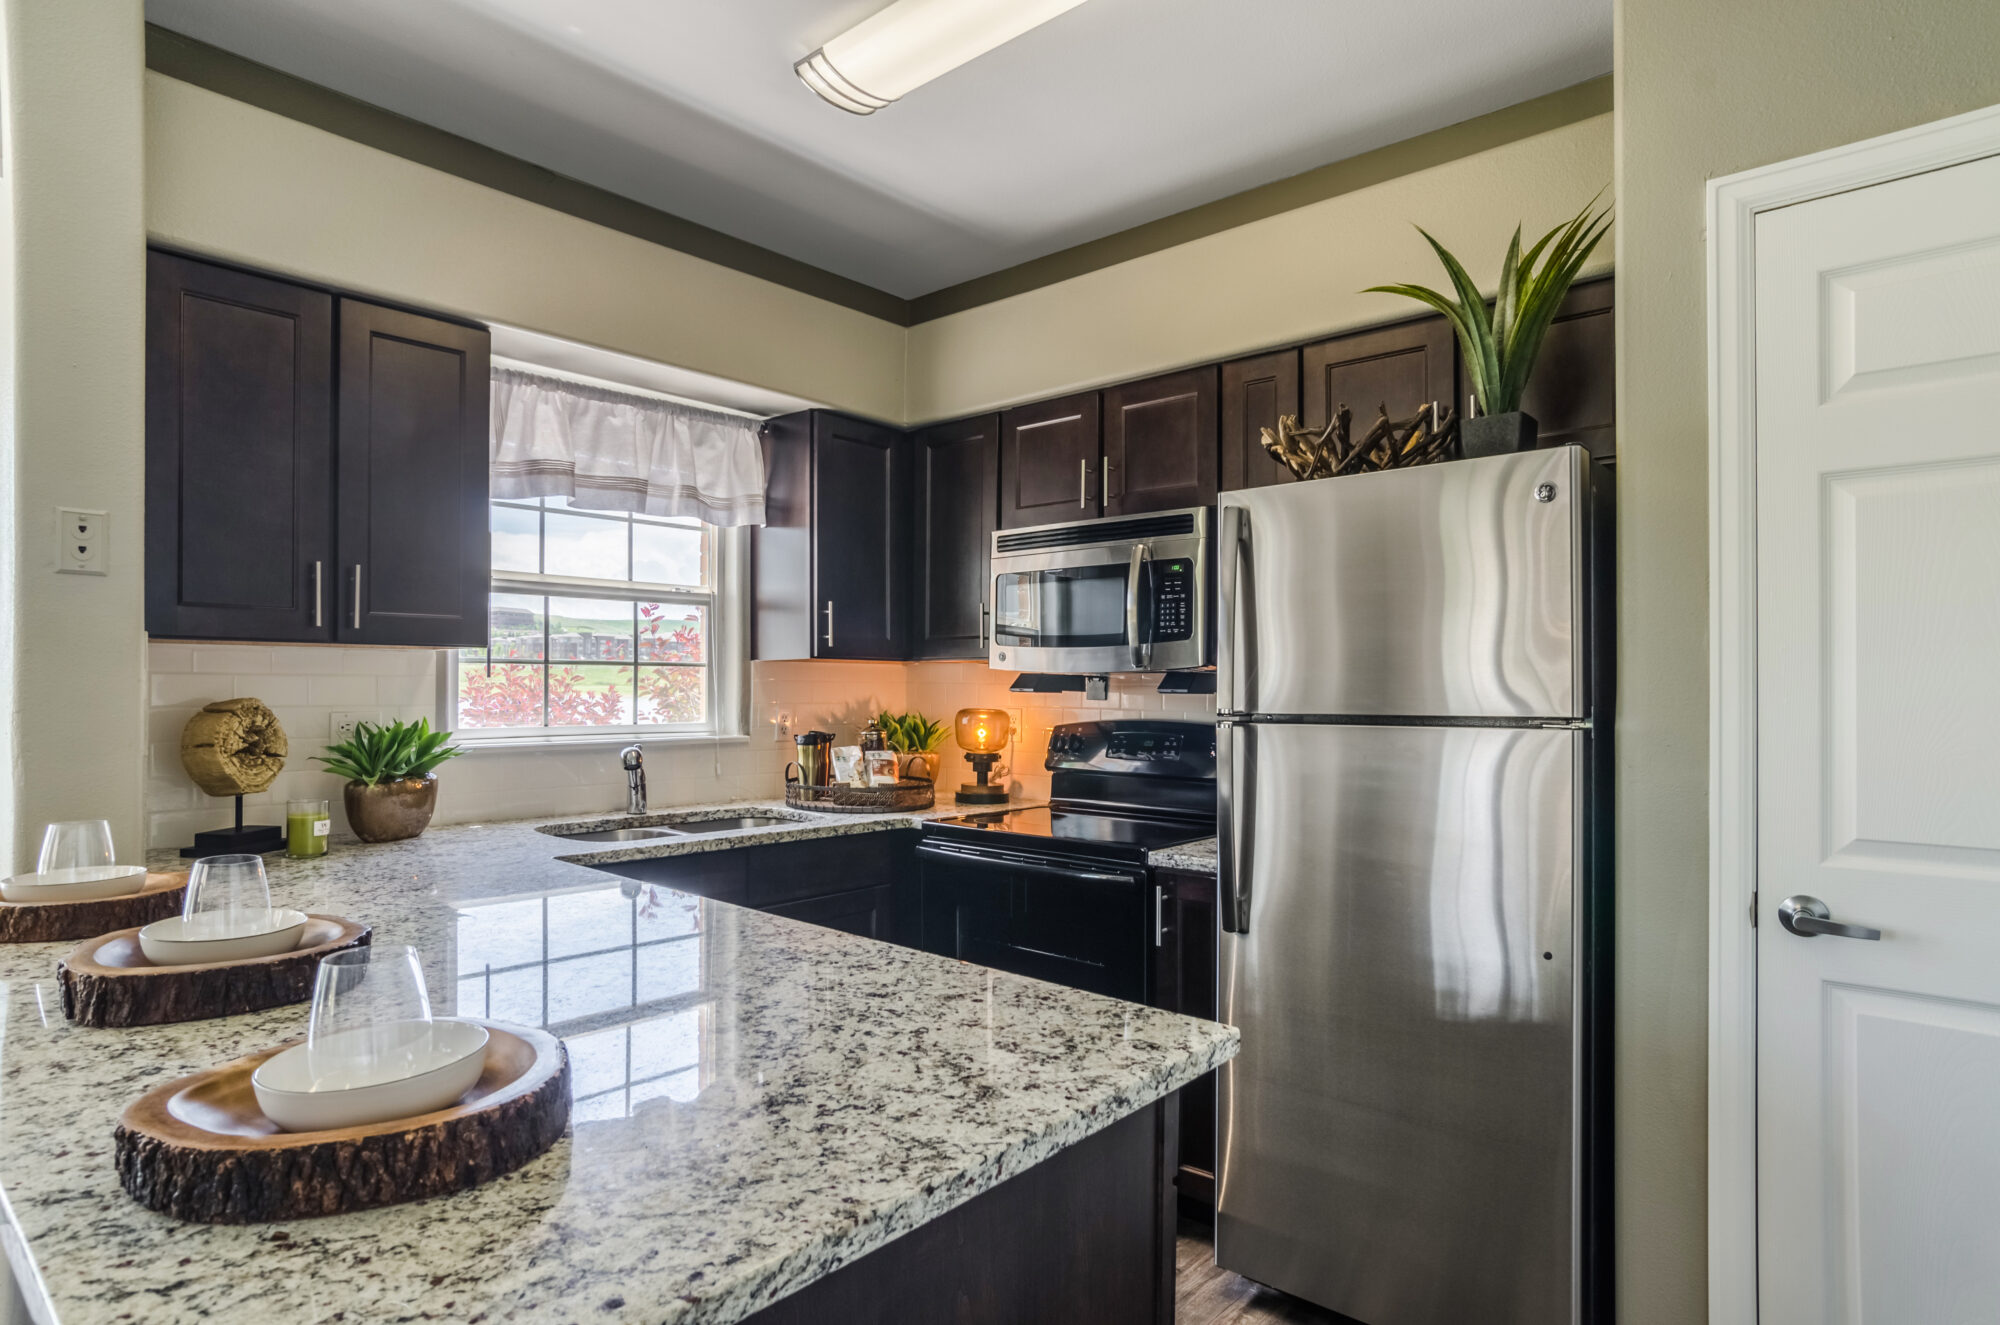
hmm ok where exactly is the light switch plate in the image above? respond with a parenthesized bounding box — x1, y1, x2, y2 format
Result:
(56, 507, 106, 575)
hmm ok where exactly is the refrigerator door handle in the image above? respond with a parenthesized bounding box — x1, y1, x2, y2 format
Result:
(1218, 719, 1250, 933)
(1217, 503, 1246, 714)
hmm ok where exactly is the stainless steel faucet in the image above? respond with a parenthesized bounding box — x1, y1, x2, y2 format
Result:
(619, 743, 646, 814)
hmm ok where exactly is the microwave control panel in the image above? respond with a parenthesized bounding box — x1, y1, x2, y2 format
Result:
(1151, 558, 1196, 641)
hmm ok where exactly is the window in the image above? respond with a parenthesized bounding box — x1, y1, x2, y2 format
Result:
(452, 495, 743, 738)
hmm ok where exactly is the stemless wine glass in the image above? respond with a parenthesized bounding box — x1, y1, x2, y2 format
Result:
(37, 820, 116, 877)
(182, 852, 278, 938)
(306, 945, 435, 1089)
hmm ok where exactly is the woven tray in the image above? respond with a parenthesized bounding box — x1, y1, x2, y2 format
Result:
(785, 778, 936, 814)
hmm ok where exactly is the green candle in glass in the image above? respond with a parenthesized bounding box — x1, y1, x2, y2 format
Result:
(287, 798, 330, 858)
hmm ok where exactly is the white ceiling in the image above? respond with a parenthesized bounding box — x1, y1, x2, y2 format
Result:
(146, 0, 1612, 300)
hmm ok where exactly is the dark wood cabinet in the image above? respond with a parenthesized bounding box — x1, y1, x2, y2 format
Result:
(146, 251, 491, 647)
(1151, 866, 1220, 1207)
(911, 415, 998, 659)
(145, 252, 335, 641)
(1219, 350, 1301, 493)
(335, 300, 490, 647)
(1101, 368, 1218, 516)
(765, 884, 897, 941)
(1302, 315, 1456, 437)
(999, 392, 1101, 528)
(754, 411, 910, 660)
(1516, 276, 1616, 457)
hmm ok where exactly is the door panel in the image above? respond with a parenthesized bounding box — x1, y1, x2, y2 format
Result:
(145, 252, 333, 640)
(1000, 393, 1100, 528)
(813, 413, 907, 658)
(1302, 317, 1454, 438)
(1220, 447, 1584, 719)
(1755, 151, 2000, 1325)
(335, 299, 489, 646)
(1221, 350, 1302, 492)
(1102, 367, 1217, 516)
(1216, 722, 1578, 1325)
(912, 415, 998, 659)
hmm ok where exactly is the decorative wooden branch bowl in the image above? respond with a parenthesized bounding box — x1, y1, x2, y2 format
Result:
(57, 915, 372, 1029)
(0, 872, 188, 945)
(115, 1021, 570, 1223)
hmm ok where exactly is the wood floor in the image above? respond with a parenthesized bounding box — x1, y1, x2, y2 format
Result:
(1175, 1219, 1358, 1325)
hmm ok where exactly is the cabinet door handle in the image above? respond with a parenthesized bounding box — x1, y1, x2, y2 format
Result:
(823, 600, 834, 648)
(1104, 459, 1115, 504)
(1153, 884, 1166, 948)
(979, 592, 990, 652)
(312, 561, 323, 629)
(351, 564, 363, 630)
(1078, 458, 1088, 509)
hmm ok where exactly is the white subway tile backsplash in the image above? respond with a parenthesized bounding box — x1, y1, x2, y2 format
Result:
(192, 644, 273, 674)
(234, 674, 313, 706)
(309, 674, 378, 707)
(151, 673, 223, 708)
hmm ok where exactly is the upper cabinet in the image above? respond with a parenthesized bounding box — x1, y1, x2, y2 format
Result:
(999, 392, 1101, 528)
(1302, 316, 1457, 436)
(145, 251, 492, 647)
(1515, 276, 1615, 456)
(912, 415, 999, 660)
(336, 301, 491, 648)
(146, 252, 335, 642)
(754, 411, 910, 660)
(1102, 367, 1218, 517)
(1219, 350, 1302, 493)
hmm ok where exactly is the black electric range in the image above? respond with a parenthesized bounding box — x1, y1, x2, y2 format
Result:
(915, 720, 1216, 1002)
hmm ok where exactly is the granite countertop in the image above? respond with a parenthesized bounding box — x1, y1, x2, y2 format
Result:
(1149, 836, 1217, 874)
(0, 799, 1236, 1325)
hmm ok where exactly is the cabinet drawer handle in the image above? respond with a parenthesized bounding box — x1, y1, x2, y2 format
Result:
(313, 561, 323, 629)
(1153, 884, 1165, 948)
(351, 564, 363, 630)
(824, 600, 834, 648)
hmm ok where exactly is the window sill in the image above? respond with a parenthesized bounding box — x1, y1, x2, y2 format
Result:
(454, 731, 751, 754)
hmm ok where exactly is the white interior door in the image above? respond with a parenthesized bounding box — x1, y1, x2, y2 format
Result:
(1756, 150, 2000, 1324)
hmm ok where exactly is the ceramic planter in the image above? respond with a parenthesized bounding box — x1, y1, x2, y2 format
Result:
(1461, 410, 1540, 458)
(343, 774, 438, 844)
(900, 750, 942, 783)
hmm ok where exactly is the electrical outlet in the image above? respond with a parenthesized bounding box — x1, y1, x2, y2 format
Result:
(56, 507, 107, 576)
(769, 708, 793, 742)
(329, 712, 364, 743)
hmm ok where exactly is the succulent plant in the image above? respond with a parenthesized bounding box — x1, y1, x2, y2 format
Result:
(314, 717, 462, 786)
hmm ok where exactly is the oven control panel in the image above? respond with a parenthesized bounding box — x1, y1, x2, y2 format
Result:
(1149, 558, 1196, 642)
(1045, 720, 1218, 778)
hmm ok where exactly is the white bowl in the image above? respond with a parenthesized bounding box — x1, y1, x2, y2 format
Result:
(252, 1019, 491, 1132)
(0, 865, 149, 904)
(137, 908, 310, 965)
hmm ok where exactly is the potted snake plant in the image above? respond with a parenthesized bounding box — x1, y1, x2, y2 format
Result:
(1365, 195, 1611, 456)
(313, 718, 462, 843)
(875, 711, 950, 783)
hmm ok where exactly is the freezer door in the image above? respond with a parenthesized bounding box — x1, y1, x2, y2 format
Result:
(1215, 722, 1579, 1325)
(1217, 447, 1586, 719)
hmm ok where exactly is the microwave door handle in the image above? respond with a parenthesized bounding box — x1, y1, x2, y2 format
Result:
(1127, 541, 1151, 669)
(1217, 503, 1246, 714)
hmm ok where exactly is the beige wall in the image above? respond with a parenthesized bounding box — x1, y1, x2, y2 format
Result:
(2, 0, 148, 872)
(905, 114, 1611, 422)
(143, 73, 906, 424)
(1614, 0, 2000, 1321)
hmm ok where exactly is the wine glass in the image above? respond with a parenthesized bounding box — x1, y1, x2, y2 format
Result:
(306, 946, 435, 1089)
(182, 853, 279, 938)
(37, 820, 116, 879)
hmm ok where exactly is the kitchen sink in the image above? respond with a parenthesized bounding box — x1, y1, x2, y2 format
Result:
(556, 827, 683, 842)
(668, 815, 794, 834)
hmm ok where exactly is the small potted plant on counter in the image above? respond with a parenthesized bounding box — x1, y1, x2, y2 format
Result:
(876, 711, 950, 783)
(1365, 194, 1610, 456)
(313, 718, 462, 844)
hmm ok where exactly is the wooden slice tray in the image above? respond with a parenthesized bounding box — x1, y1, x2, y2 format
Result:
(114, 1020, 570, 1223)
(0, 872, 187, 944)
(57, 915, 372, 1028)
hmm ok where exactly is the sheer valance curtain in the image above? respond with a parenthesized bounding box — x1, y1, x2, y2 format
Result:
(489, 368, 766, 527)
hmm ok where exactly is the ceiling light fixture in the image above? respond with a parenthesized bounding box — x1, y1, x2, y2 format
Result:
(795, 0, 1091, 115)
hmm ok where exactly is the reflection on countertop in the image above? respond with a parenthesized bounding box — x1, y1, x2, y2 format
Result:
(0, 799, 1233, 1325)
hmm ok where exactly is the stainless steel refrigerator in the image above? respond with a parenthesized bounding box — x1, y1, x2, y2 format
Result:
(1214, 445, 1611, 1325)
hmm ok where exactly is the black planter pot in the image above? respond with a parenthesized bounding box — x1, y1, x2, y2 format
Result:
(1461, 411, 1540, 458)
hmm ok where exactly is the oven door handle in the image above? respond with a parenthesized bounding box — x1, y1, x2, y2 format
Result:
(1127, 540, 1151, 669)
(916, 841, 1142, 886)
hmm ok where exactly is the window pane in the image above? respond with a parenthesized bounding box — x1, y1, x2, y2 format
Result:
(490, 593, 545, 661)
(549, 663, 634, 726)
(637, 603, 705, 662)
(491, 503, 540, 574)
(633, 522, 704, 586)
(546, 951, 632, 1023)
(564, 1027, 630, 1100)
(544, 510, 629, 580)
(549, 597, 634, 661)
(458, 661, 544, 728)
(547, 888, 631, 959)
(638, 666, 706, 725)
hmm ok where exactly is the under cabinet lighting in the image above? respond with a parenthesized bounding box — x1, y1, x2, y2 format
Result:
(795, 0, 1092, 115)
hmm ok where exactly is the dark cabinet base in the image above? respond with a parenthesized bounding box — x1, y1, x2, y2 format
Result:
(743, 1096, 1179, 1325)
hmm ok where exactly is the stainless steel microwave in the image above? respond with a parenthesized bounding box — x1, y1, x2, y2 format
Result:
(988, 507, 1211, 674)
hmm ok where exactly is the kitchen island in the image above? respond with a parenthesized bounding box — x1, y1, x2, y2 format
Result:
(0, 803, 1236, 1324)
